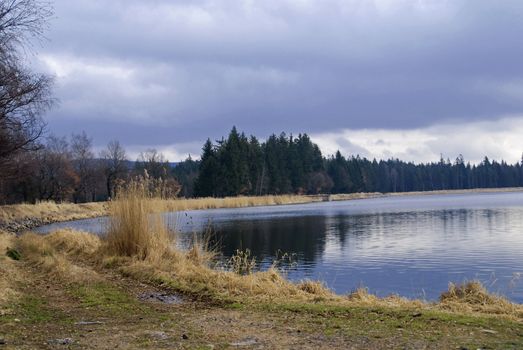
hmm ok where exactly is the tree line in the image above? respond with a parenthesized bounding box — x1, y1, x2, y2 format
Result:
(2, 126, 523, 204)
(0, 131, 183, 204)
(188, 127, 523, 197)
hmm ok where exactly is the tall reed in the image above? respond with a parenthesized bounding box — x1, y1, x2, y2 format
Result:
(105, 178, 172, 261)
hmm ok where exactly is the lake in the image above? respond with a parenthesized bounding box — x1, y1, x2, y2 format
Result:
(35, 191, 523, 302)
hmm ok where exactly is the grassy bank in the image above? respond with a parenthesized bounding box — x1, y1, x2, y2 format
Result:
(1, 229, 523, 348)
(0, 202, 108, 232)
(1, 188, 523, 348)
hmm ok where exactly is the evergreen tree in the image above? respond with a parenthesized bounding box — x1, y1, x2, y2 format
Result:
(194, 139, 219, 197)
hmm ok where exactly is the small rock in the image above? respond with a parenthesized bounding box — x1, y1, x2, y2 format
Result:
(411, 312, 422, 317)
(13, 319, 20, 323)
(48, 338, 74, 345)
(182, 333, 189, 340)
(230, 337, 258, 346)
(481, 329, 497, 334)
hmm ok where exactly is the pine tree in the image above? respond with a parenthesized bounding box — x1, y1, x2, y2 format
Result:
(194, 139, 219, 197)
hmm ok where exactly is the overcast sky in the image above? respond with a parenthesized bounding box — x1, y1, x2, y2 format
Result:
(33, 0, 523, 163)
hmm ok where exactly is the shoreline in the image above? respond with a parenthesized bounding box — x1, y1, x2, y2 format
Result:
(2, 189, 523, 348)
(1, 187, 523, 233)
(1, 227, 522, 348)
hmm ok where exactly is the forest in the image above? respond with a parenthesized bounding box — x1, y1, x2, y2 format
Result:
(1, 126, 523, 204)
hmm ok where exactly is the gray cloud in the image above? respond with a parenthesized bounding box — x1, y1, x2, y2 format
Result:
(34, 0, 523, 159)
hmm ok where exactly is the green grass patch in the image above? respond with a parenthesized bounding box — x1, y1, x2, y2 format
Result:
(68, 282, 144, 315)
(2, 295, 70, 324)
(254, 301, 523, 349)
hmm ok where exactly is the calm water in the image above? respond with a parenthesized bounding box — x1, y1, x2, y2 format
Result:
(35, 192, 523, 302)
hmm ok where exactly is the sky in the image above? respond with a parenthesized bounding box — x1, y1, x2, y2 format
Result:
(32, 0, 523, 163)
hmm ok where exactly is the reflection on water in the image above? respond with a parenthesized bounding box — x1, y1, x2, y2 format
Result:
(35, 192, 523, 302)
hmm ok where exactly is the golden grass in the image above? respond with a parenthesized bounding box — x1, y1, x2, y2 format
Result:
(0, 231, 20, 312)
(6, 227, 523, 320)
(0, 195, 322, 231)
(16, 232, 101, 283)
(149, 194, 324, 213)
(328, 192, 383, 201)
(100, 187, 338, 302)
(346, 287, 425, 309)
(3, 188, 523, 232)
(45, 228, 101, 257)
(0, 201, 107, 228)
(297, 280, 333, 299)
(439, 281, 523, 318)
(387, 187, 523, 197)
(105, 185, 172, 261)
(4, 186, 523, 319)
(227, 249, 257, 275)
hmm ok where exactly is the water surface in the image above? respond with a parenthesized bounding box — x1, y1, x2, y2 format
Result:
(35, 192, 523, 302)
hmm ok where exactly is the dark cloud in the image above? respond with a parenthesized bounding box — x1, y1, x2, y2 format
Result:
(36, 0, 523, 158)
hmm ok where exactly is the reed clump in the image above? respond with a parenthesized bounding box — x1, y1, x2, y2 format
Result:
(185, 233, 217, 266)
(105, 178, 173, 261)
(439, 281, 523, 318)
(227, 249, 257, 275)
(297, 280, 332, 298)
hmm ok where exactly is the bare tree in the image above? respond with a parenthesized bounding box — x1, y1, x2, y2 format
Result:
(135, 148, 170, 179)
(134, 149, 181, 198)
(71, 131, 96, 202)
(0, 0, 54, 171)
(0, 149, 39, 203)
(100, 140, 127, 198)
(36, 135, 78, 201)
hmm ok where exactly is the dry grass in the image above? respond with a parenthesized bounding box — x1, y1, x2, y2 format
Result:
(0, 192, 384, 232)
(328, 192, 384, 201)
(346, 287, 425, 310)
(47, 187, 339, 303)
(5, 185, 523, 319)
(105, 184, 172, 261)
(98, 187, 329, 301)
(45, 228, 102, 257)
(297, 280, 333, 299)
(227, 249, 257, 275)
(3, 188, 523, 232)
(0, 231, 20, 312)
(0, 195, 322, 231)
(439, 281, 523, 318)
(150, 194, 323, 212)
(0, 201, 107, 229)
(16, 232, 102, 283)
(5, 226, 523, 320)
(185, 233, 217, 266)
(387, 187, 523, 197)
